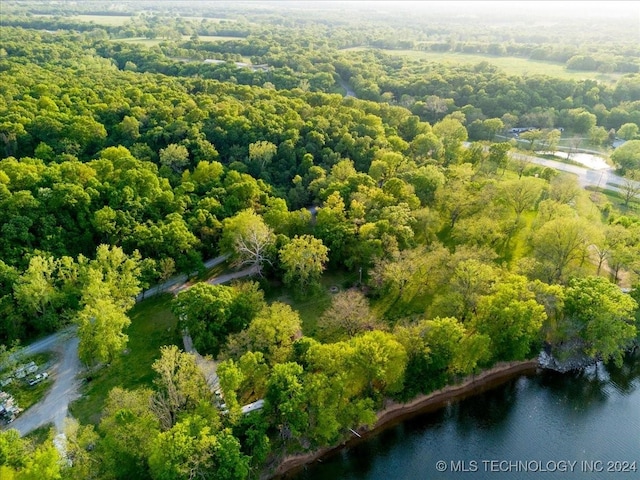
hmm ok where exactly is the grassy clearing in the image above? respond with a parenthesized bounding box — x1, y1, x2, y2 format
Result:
(71, 15, 133, 26)
(587, 186, 640, 215)
(507, 210, 536, 268)
(264, 269, 358, 337)
(343, 47, 620, 83)
(197, 35, 246, 42)
(115, 34, 245, 47)
(175, 17, 236, 23)
(69, 294, 180, 425)
(113, 37, 164, 46)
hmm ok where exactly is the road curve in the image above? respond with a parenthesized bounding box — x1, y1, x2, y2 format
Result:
(511, 152, 638, 193)
(8, 332, 80, 436)
(5, 254, 253, 437)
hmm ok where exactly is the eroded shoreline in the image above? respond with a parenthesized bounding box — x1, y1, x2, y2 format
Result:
(266, 359, 540, 479)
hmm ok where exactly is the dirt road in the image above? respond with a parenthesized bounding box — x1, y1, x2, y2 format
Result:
(5, 256, 254, 437)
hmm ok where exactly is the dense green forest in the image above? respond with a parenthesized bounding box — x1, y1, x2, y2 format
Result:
(1, 1, 639, 479)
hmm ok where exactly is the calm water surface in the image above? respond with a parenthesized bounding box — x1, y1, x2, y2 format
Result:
(291, 352, 640, 480)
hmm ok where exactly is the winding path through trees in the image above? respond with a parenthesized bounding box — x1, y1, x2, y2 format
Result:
(6, 148, 636, 437)
(4, 255, 254, 437)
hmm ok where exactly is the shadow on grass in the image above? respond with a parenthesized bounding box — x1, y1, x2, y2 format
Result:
(24, 423, 55, 445)
(69, 294, 181, 425)
(262, 269, 359, 338)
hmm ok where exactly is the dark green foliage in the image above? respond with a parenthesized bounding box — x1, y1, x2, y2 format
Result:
(2, 4, 640, 477)
(172, 282, 265, 356)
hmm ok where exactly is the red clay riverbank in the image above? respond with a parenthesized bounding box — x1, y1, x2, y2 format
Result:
(265, 359, 540, 479)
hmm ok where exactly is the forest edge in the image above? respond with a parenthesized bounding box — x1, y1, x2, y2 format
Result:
(266, 359, 539, 479)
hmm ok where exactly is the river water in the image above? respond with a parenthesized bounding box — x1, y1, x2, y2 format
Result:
(290, 351, 640, 480)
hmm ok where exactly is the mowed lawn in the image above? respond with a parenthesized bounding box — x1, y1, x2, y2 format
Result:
(342, 47, 621, 83)
(116, 35, 245, 47)
(69, 294, 181, 425)
(196, 35, 246, 42)
(71, 15, 133, 26)
(69, 267, 356, 425)
(265, 269, 359, 337)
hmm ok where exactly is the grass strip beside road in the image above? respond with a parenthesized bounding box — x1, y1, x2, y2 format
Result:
(1, 352, 56, 415)
(69, 294, 180, 425)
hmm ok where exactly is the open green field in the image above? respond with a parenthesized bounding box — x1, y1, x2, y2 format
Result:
(588, 185, 640, 214)
(264, 269, 359, 337)
(113, 37, 163, 46)
(71, 15, 133, 26)
(69, 294, 181, 425)
(197, 35, 246, 42)
(115, 34, 245, 47)
(342, 47, 621, 83)
(33, 14, 237, 27)
(31, 14, 133, 26)
(176, 16, 236, 23)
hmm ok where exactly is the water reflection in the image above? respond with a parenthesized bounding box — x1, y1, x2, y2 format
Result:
(605, 350, 640, 394)
(452, 379, 519, 430)
(289, 352, 640, 480)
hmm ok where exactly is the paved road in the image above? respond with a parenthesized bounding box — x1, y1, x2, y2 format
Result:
(338, 76, 356, 97)
(206, 265, 259, 286)
(510, 152, 638, 193)
(8, 332, 80, 436)
(10, 326, 74, 359)
(136, 254, 229, 302)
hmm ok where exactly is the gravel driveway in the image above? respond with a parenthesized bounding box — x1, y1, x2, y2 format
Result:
(7, 331, 80, 436)
(4, 256, 255, 437)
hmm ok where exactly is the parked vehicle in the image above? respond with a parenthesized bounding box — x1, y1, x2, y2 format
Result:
(28, 372, 48, 386)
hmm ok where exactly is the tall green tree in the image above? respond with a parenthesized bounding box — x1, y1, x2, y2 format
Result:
(278, 235, 329, 291)
(349, 330, 407, 396)
(617, 123, 639, 140)
(531, 216, 594, 283)
(76, 292, 131, 366)
(264, 362, 309, 442)
(620, 169, 640, 207)
(82, 244, 141, 310)
(98, 387, 159, 479)
(248, 140, 277, 170)
(473, 275, 546, 361)
(611, 140, 640, 173)
(62, 419, 101, 480)
(563, 276, 638, 366)
(148, 415, 249, 480)
(150, 345, 212, 430)
(221, 210, 275, 276)
(172, 283, 263, 356)
(498, 177, 546, 221)
(159, 143, 190, 173)
(229, 302, 302, 366)
(432, 117, 468, 165)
